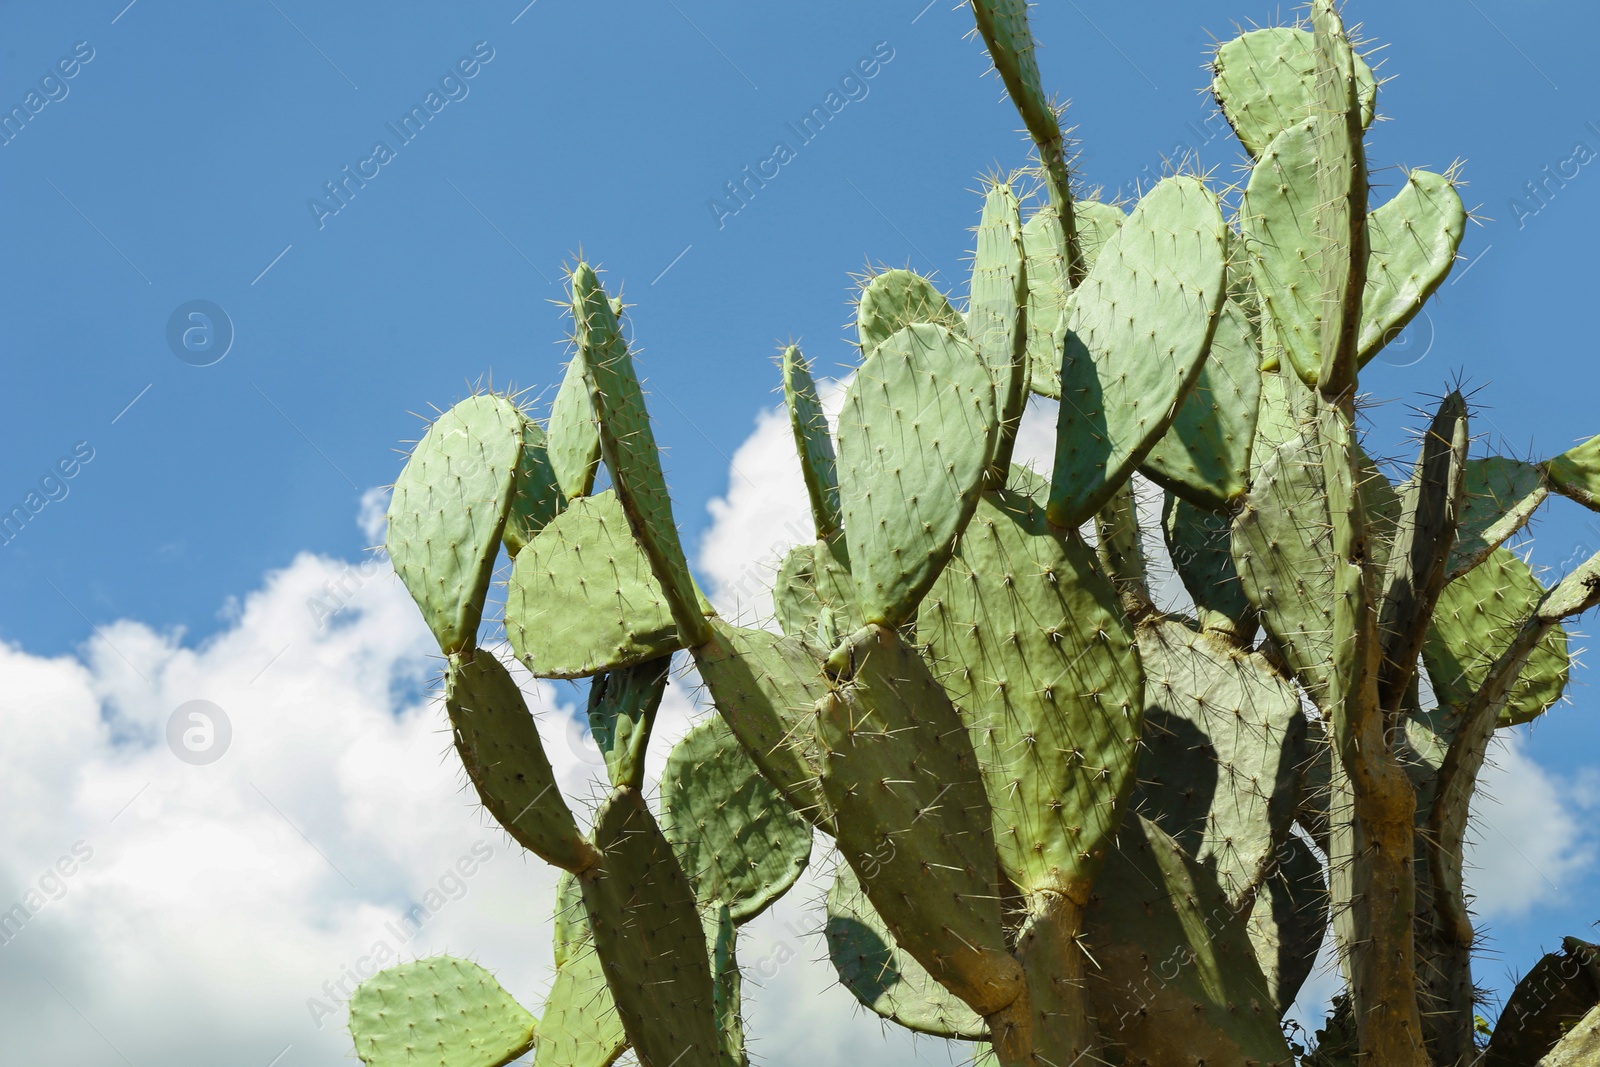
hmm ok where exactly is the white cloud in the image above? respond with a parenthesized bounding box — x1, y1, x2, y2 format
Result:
(0, 393, 1593, 1066)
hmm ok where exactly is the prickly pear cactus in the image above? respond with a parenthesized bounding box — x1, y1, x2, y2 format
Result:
(358, 5, 1600, 1067)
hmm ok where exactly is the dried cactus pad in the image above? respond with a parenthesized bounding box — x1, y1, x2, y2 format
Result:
(387, 394, 523, 654)
(348, 955, 536, 1067)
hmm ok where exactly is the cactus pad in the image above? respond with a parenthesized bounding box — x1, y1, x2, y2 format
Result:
(446, 653, 598, 873)
(507, 491, 683, 679)
(387, 394, 523, 654)
(922, 485, 1142, 898)
(572, 263, 711, 646)
(836, 322, 1000, 628)
(783, 345, 842, 538)
(1234, 418, 1338, 702)
(1212, 26, 1377, 159)
(818, 624, 1022, 1016)
(825, 863, 987, 1040)
(537, 874, 629, 1067)
(582, 786, 721, 1067)
(1162, 494, 1258, 642)
(967, 180, 1028, 477)
(1132, 619, 1307, 907)
(692, 618, 834, 831)
(587, 655, 671, 791)
(1358, 170, 1467, 365)
(1449, 457, 1548, 580)
(1245, 830, 1329, 1018)
(1544, 434, 1600, 511)
(856, 269, 963, 357)
(1141, 297, 1260, 510)
(1048, 175, 1228, 528)
(1085, 816, 1293, 1065)
(1423, 547, 1569, 727)
(660, 717, 812, 923)
(1242, 119, 1326, 387)
(1021, 201, 1124, 399)
(349, 955, 536, 1067)
(503, 414, 565, 557)
(548, 353, 602, 500)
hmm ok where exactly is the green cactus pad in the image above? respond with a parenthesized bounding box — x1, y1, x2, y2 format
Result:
(856, 269, 964, 358)
(817, 624, 1022, 1016)
(387, 394, 523, 655)
(537, 875, 629, 1067)
(1212, 26, 1377, 159)
(571, 264, 711, 647)
(1449, 457, 1548, 581)
(968, 180, 1028, 477)
(660, 717, 812, 924)
(587, 655, 671, 791)
(705, 904, 746, 1067)
(1162, 494, 1258, 642)
(349, 955, 537, 1067)
(783, 346, 842, 539)
(1242, 119, 1326, 387)
(1132, 619, 1307, 907)
(446, 653, 598, 873)
(1251, 368, 1318, 481)
(692, 618, 834, 831)
(922, 485, 1143, 898)
(772, 542, 820, 641)
(836, 322, 1000, 629)
(1085, 816, 1293, 1065)
(506, 491, 683, 679)
(1245, 830, 1329, 1018)
(581, 786, 721, 1067)
(1048, 175, 1228, 528)
(825, 863, 987, 1040)
(1423, 547, 1569, 727)
(1233, 418, 1338, 702)
(1140, 297, 1260, 510)
(1021, 202, 1124, 399)
(503, 414, 565, 557)
(1357, 170, 1467, 365)
(548, 353, 602, 500)
(1310, 0, 1369, 393)
(1544, 434, 1600, 510)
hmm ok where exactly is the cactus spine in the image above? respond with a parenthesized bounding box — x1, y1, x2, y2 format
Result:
(352, 4, 1600, 1066)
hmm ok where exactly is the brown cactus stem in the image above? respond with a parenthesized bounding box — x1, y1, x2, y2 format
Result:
(985, 892, 1095, 1067)
(1319, 398, 1430, 1067)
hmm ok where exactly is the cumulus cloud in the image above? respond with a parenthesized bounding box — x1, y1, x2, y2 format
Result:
(0, 395, 1593, 1065)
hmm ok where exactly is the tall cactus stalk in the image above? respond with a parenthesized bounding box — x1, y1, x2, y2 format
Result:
(349, 5, 1600, 1067)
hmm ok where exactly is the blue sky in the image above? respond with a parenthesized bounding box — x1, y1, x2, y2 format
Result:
(1, 0, 1597, 1062)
